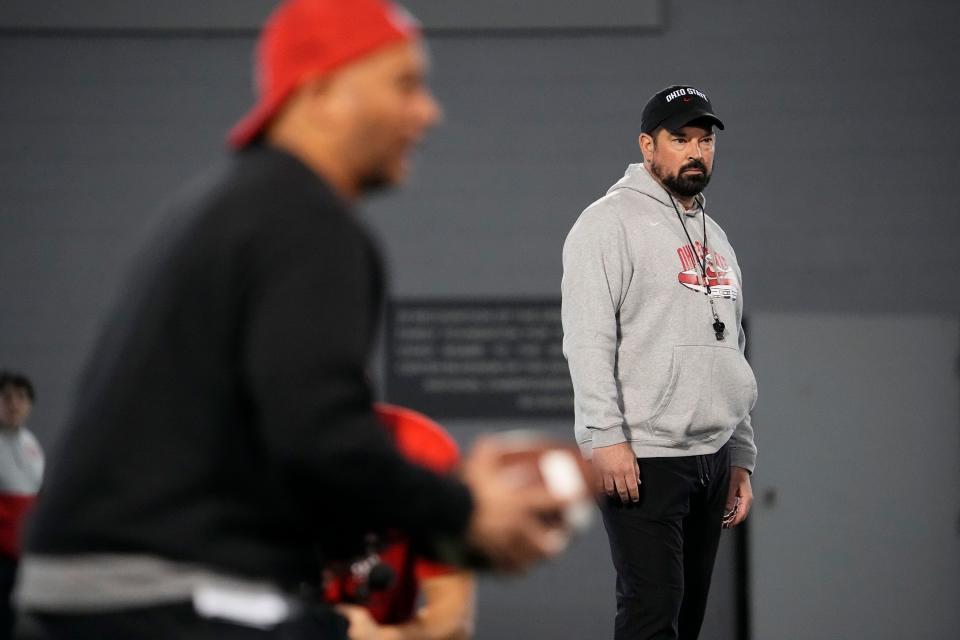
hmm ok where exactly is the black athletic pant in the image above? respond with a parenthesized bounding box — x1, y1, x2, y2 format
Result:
(17, 601, 348, 640)
(0, 555, 17, 640)
(599, 444, 730, 640)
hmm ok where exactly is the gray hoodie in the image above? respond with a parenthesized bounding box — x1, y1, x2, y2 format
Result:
(562, 163, 757, 472)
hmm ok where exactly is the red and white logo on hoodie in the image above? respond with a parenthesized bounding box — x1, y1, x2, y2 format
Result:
(677, 241, 739, 300)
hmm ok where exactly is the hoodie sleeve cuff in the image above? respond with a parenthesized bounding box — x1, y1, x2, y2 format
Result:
(729, 447, 756, 474)
(590, 424, 628, 449)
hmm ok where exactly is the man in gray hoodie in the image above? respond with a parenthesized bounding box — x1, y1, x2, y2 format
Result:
(561, 85, 757, 640)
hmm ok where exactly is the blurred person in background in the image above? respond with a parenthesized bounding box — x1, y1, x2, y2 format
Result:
(14, 2, 567, 638)
(562, 85, 758, 640)
(0, 372, 43, 640)
(328, 405, 474, 640)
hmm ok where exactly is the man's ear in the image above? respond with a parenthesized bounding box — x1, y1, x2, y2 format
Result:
(297, 74, 359, 140)
(300, 75, 334, 119)
(639, 132, 655, 163)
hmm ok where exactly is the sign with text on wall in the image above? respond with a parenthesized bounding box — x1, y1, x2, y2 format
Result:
(385, 299, 573, 419)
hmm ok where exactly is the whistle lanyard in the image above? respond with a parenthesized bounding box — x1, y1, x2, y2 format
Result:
(668, 194, 726, 341)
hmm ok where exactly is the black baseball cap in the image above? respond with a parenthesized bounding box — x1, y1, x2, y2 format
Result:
(640, 85, 725, 134)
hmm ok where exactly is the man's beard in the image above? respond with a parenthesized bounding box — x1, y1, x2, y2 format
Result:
(357, 170, 394, 195)
(353, 126, 404, 196)
(650, 159, 711, 199)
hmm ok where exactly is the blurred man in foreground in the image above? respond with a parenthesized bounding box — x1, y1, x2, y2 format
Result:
(0, 373, 43, 640)
(15, 2, 566, 638)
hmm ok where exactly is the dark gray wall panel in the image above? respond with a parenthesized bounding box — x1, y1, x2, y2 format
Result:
(0, 1, 273, 31)
(365, 0, 960, 316)
(403, 0, 663, 31)
(0, 0, 661, 32)
(749, 313, 960, 638)
(0, 34, 254, 443)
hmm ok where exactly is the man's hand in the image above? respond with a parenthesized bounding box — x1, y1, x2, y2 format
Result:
(723, 466, 753, 528)
(461, 437, 569, 572)
(376, 571, 475, 640)
(336, 604, 382, 640)
(591, 442, 641, 504)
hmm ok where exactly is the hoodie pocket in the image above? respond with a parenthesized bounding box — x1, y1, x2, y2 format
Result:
(645, 345, 757, 444)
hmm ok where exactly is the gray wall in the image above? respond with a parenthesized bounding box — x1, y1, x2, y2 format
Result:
(0, 0, 661, 31)
(2, 0, 959, 638)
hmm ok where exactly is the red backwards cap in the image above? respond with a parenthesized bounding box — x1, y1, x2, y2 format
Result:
(373, 403, 460, 473)
(228, 0, 419, 149)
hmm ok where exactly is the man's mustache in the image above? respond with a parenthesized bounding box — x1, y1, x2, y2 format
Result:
(680, 160, 708, 173)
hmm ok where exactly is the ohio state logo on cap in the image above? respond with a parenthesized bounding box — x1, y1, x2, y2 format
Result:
(640, 84, 725, 134)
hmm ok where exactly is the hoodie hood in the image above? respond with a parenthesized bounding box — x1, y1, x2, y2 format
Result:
(607, 163, 706, 212)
